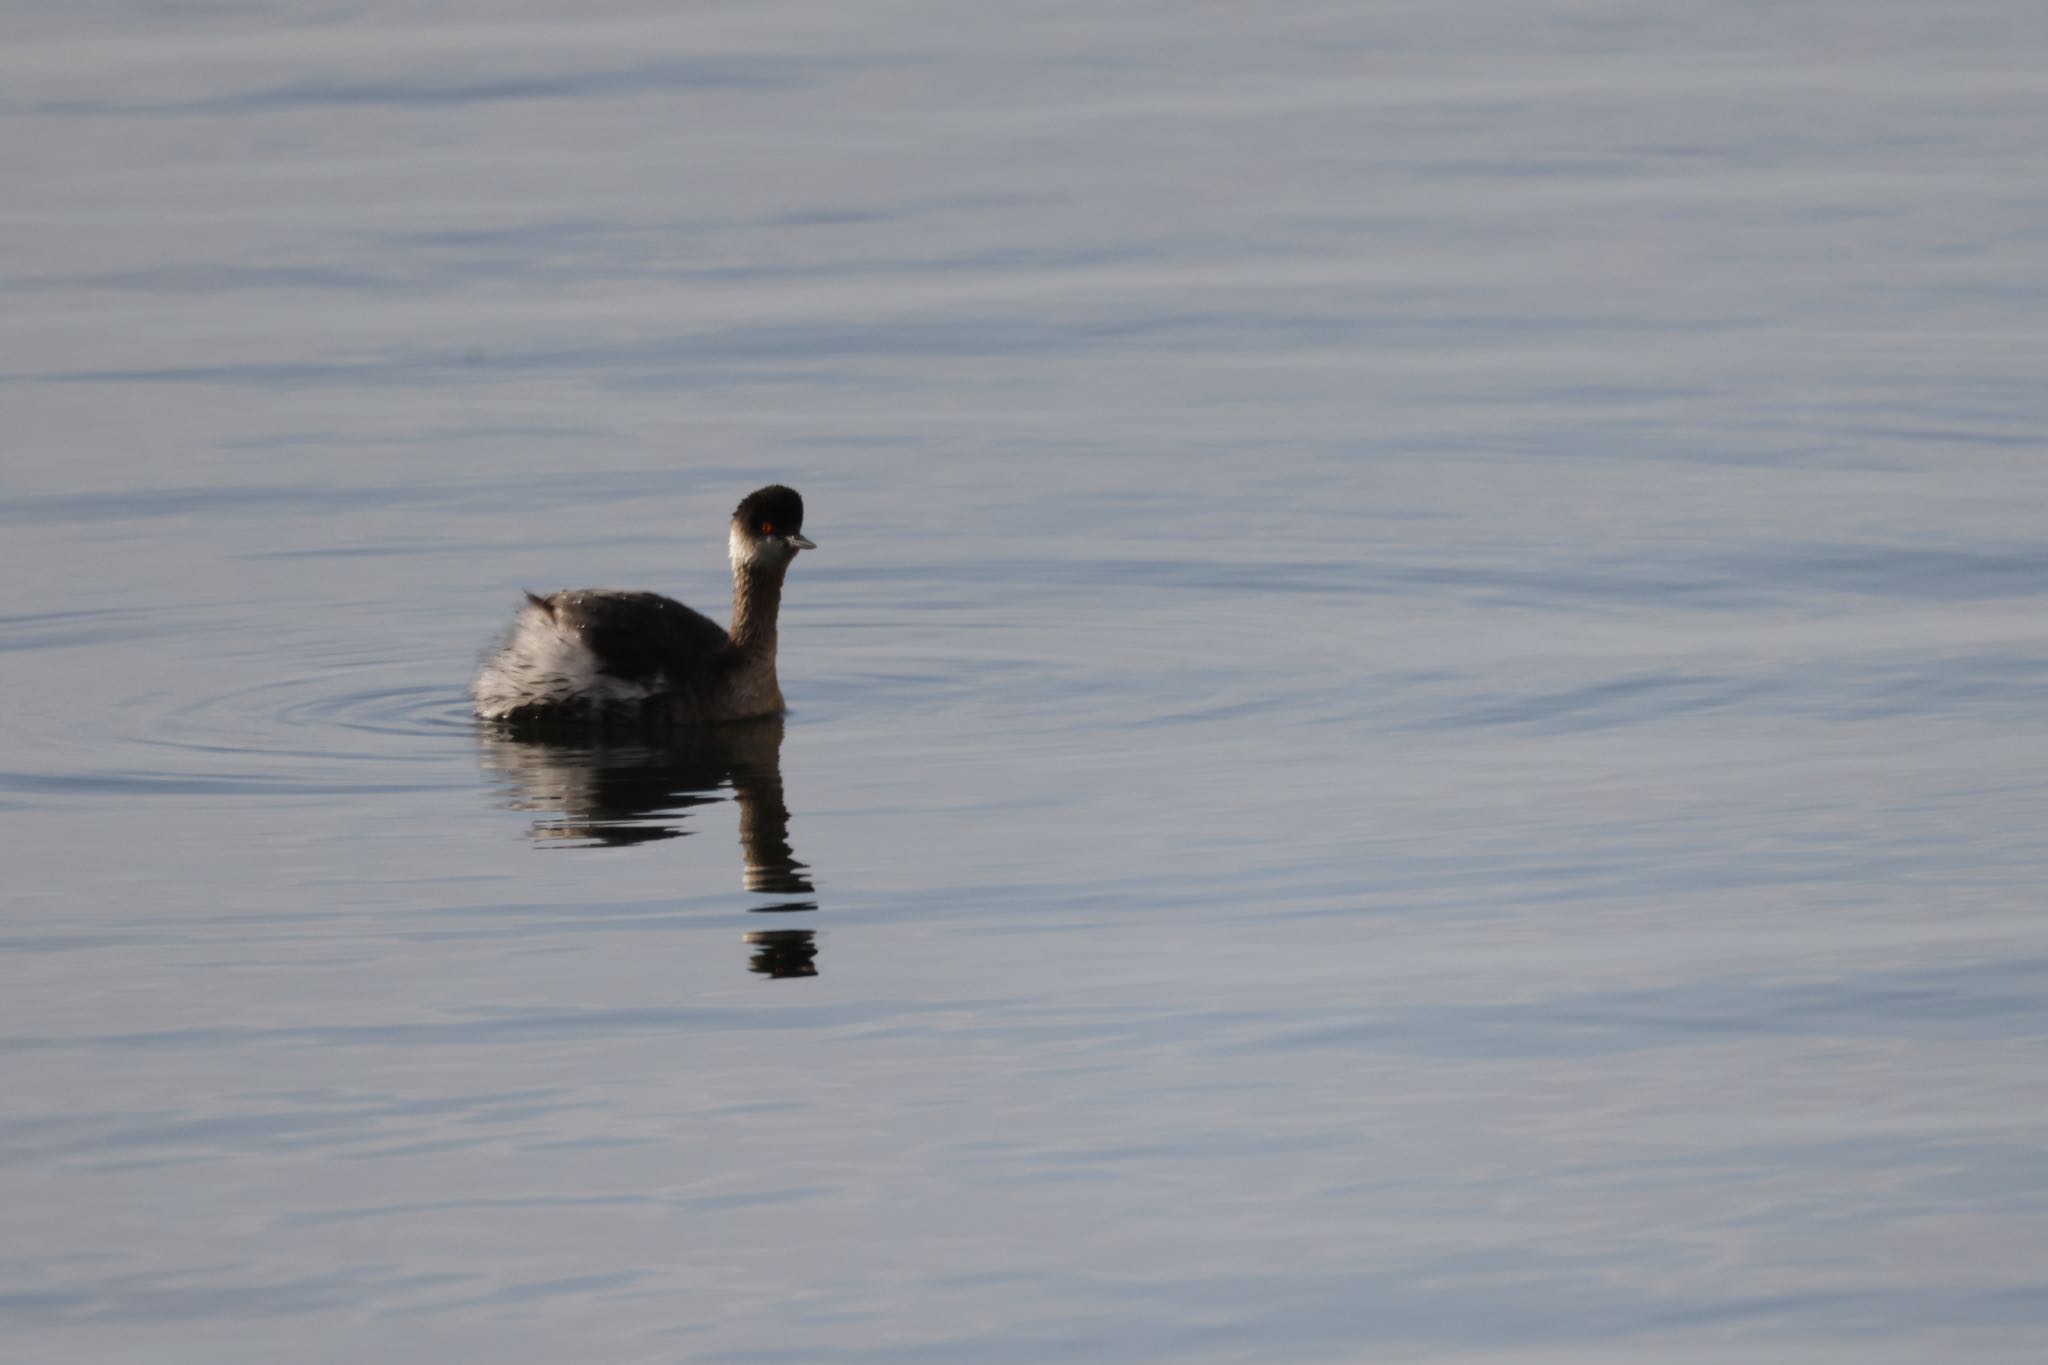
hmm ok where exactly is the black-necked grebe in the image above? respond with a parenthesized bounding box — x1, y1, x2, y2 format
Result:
(472, 485, 814, 725)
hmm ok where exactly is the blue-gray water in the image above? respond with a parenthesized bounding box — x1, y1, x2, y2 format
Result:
(6, 3, 2048, 1360)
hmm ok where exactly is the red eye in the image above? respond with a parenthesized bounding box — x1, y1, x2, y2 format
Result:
(760, 521, 774, 534)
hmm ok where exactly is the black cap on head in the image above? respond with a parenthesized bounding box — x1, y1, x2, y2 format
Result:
(733, 485, 804, 539)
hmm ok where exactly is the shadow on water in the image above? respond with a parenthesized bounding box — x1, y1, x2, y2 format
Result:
(473, 716, 819, 978)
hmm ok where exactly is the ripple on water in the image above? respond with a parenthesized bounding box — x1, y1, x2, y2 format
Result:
(0, 609, 473, 799)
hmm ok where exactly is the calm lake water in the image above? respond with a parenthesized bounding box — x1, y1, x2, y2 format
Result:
(7, 2, 2048, 1360)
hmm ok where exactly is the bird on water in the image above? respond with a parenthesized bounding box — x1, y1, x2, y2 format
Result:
(472, 485, 815, 725)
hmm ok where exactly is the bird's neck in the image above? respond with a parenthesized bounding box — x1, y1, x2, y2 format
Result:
(728, 560, 786, 656)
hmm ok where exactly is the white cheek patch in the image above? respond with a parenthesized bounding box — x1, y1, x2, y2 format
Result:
(731, 526, 797, 569)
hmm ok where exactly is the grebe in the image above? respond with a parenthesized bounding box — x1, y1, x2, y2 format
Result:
(472, 485, 814, 725)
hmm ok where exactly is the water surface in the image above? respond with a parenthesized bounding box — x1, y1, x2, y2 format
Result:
(5, 2, 2048, 1361)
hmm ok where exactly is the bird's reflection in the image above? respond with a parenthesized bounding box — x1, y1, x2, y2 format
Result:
(743, 928, 819, 979)
(475, 716, 819, 978)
